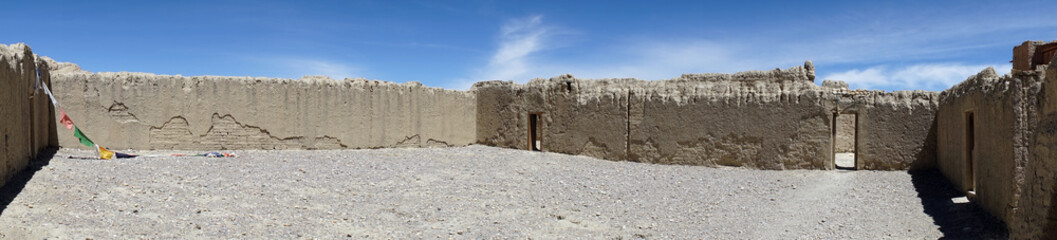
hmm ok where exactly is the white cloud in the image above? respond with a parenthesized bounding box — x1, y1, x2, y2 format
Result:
(248, 56, 360, 80)
(823, 63, 1012, 91)
(480, 15, 547, 81)
(454, 11, 1034, 91)
(564, 40, 774, 80)
(450, 15, 552, 90)
(280, 58, 359, 80)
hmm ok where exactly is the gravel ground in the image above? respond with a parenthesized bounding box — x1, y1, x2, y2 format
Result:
(835, 153, 854, 169)
(0, 146, 1006, 239)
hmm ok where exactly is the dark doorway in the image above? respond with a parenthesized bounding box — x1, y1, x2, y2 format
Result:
(965, 111, 976, 194)
(834, 113, 857, 170)
(528, 113, 542, 151)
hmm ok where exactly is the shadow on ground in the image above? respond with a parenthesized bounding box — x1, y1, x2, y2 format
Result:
(0, 148, 57, 216)
(910, 169, 1008, 239)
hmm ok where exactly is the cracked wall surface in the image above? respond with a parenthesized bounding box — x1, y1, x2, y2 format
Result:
(1007, 57, 1057, 239)
(475, 63, 939, 170)
(6, 40, 1057, 238)
(49, 72, 476, 150)
(0, 43, 56, 187)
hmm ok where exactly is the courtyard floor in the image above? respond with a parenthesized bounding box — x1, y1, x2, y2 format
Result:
(0, 146, 1006, 239)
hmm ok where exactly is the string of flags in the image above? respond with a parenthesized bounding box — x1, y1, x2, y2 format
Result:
(36, 65, 135, 160)
(36, 64, 236, 160)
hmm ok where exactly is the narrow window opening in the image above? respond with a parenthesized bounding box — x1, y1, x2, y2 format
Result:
(965, 111, 976, 194)
(834, 113, 857, 170)
(528, 113, 542, 151)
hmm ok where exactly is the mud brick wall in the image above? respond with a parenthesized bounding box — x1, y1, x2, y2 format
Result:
(474, 75, 633, 162)
(1010, 60, 1057, 239)
(627, 69, 832, 169)
(49, 72, 476, 150)
(478, 64, 846, 170)
(0, 43, 56, 187)
(853, 91, 938, 170)
(936, 67, 1042, 227)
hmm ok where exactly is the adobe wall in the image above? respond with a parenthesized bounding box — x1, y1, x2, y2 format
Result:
(851, 90, 938, 170)
(475, 75, 634, 162)
(49, 72, 476, 150)
(627, 69, 831, 169)
(1010, 59, 1057, 239)
(936, 67, 1042, 227)
(476, 63, 940, 170)
(0, 43, 56, 187)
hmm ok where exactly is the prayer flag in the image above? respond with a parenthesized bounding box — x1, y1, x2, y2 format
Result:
(74, 127, 94, 147)
(40, 80, 58, 107)
(98, 145, 114, 160)
(59, 108, 74, 130)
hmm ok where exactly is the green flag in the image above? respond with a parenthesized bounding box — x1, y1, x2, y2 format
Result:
(73, 126, 94, 147)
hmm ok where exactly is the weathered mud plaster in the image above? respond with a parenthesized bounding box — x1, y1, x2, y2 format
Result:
(50, 72, 476, 150)
(476, 63, 939, 170)
(1008, 57, 1057, 239)
(0, 44, 57, 186)
(937, 67, 1043, 231)
(837, 90, 938, 170)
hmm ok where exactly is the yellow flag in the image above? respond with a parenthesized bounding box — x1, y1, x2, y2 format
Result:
(98, 145, 115, 160)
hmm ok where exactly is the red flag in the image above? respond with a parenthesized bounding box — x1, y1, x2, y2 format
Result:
(59, 108, 74, 130)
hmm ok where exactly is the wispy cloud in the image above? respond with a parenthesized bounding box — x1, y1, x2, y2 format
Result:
(558, 40, 768, 80)
(281, 58, 359, 79)
(454, 7, 1050, 91)
(481, 14, 547, 81)
(249, 57, 360, 80)
(451, 15, 551, 89)
(822, 63, 1012, 91)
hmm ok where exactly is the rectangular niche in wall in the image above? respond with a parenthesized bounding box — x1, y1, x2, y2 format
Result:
(528, 113, 542, 151)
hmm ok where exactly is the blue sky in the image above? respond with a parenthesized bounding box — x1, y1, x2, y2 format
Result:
(2, 0, 1054, 91)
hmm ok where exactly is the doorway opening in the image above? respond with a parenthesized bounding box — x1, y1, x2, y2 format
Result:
(833, 113, 857, 170)
(528, 113, 542, 151)
(965, 111, 976, 194)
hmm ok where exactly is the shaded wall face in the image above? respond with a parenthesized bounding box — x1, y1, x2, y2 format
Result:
(936, 69, 1038, 224)
(475, 81, 527, 150)
(51, 73, 476, 150)
(474, 79, 631, 160)
(543, 89, 629, 161)
(476, 66, 873, 170)
(629, 91, 832, 169)
(855, 92, 938, 170)
(0, 44, 56, 187)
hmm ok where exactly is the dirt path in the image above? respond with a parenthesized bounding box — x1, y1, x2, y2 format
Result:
(0, 146, 1004, 239)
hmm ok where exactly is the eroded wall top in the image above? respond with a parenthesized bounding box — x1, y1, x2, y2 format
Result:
(475, 62, 939, 170)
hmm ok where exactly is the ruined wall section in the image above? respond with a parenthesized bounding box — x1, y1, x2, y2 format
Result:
(0, 43, 56, 186)
(51, 72, 476, 150)
(1011, 60, 1057, 239)
(474, 75, 632, 161)
(937, 67, 1040, 226)
(477, 64, 852, 170)
(628, 66, 832, 169)
(848, 91, 938, 170)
